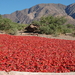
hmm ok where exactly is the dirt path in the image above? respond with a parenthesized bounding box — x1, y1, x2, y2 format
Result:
(16, 32, 75, 40)
(0, 71, 75, 75)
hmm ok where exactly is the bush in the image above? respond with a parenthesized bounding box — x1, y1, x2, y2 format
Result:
(66, 24, 75, 28)
(31, 15, 74, 35)
(39, 26, 54, 34)
(5, 28, 18, 35)
(61, 25, 73, 34)
(0, 15, 28, 35)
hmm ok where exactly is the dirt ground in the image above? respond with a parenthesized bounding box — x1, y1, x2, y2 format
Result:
(16, 32, 75, 40)
(0, 31, 75, 40)
(0, 71, 75, 75)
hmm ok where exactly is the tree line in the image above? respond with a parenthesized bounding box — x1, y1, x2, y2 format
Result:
(0, 15, 28, 35)
(0, 15, 75, 36)
(31, 15, 75, 36)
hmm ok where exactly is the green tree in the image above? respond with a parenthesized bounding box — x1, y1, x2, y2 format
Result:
(31, 15, 74, 35)
(0, 15, 27, 35)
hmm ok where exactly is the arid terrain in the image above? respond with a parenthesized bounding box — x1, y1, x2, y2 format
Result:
(16, 32, 75, 40)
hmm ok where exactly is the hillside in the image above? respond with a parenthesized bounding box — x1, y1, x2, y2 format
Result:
(65, 3, 75, 19)
(2, 3, 75, 25)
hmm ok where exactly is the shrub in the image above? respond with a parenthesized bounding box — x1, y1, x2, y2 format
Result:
(61, 25, 73, 34)
(39, 25, 54, 34)
(0, 15, 28, 35)
(31, 15, 74, 35)
(6, 28, 18, 35)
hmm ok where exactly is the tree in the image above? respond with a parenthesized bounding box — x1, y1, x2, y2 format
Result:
(31, 15, 74, 35)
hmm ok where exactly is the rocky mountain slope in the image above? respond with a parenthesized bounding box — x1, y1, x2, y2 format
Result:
(65, 3, 75, 19)
(2, 3, 75, 25)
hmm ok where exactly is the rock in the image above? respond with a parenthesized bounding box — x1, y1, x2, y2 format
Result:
(65, 33, 72, 36)
(0, 31, 5, 34)
(0, 71, 8, 75)
(25, 24, 39, 32)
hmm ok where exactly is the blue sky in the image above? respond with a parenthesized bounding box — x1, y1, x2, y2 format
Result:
(0, 0, 75, 15)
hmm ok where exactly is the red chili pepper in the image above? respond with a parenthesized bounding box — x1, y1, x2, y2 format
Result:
(0, 34, 75, 72)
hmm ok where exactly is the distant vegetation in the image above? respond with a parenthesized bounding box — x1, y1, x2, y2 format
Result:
(0, 15, 28, 35)
(0, 15, 75, 36)
(31, 15, 75, 36)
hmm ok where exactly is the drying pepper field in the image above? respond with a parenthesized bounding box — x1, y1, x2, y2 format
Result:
(0, 34, 75, 73)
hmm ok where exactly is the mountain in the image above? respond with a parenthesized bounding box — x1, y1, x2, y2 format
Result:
(65, 3, 75, 19)
(2, 3, 75, 25)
